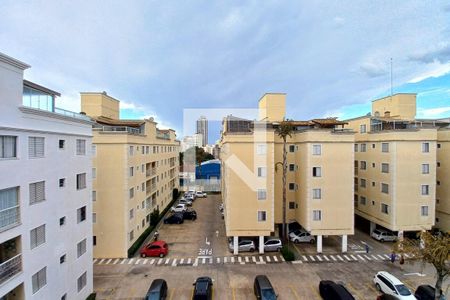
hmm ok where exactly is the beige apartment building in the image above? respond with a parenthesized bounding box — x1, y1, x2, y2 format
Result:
(220, 93, 355, 254)
(80, 92, 180, 258)
(345, 94, 450, 235)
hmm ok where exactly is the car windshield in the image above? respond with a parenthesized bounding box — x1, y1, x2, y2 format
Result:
(261, 289, 277, 300)
(146, 292, 161, 300)
(373, 230, 382, 234)
(395, 284, 411, 296)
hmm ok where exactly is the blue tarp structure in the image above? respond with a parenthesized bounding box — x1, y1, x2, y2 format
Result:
(195, 159, 221, 180)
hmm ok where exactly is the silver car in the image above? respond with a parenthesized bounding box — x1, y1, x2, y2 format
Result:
(371, 229, 397, 242)
(263, 238, 282, 252)
(179, 198, 192, 206)
(290, 230, 315, 244)
(228, 239, 255, 252)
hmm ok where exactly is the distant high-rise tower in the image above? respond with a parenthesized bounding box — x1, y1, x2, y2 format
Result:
(196, 116, 208, 146)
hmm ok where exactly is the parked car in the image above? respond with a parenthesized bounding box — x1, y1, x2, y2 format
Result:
(373, 271, 416, 300)
(183, 209, 197, 220)
(288, 221, 303, 233)
(170, 204, 187, 213)
(164, 213, 184, 224)
(179, 198, 192, 206)
(195, 191, 207, 198)
(140, 241, 169, 258)
(415, 284, 446, 300)
(228, 239, 256, 252)
(289, 230, 315, 244)
(145, 279, 168, 300)
(376, 295, 401, 300)
(319, 280, 355, 300)
(185, 194, 195, 201)
(263, 238, 282, 252)
(192, 276, 213, 300)
(371, 229, 397, 242)
(254, 275, 277, 299)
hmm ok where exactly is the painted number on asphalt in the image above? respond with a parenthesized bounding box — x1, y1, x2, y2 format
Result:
(198, 248, 212, 256)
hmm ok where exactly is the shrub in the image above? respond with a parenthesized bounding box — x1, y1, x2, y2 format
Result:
(86, 293, 96, 300)
(150, 209, 160, 226)
(281, 245, 295, 261)
(172, 188, 179, 200)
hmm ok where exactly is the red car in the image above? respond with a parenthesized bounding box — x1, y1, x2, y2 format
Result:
(140, 241, 169, 258)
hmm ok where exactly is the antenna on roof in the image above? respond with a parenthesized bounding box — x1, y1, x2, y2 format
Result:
(390, 58, 393, 101)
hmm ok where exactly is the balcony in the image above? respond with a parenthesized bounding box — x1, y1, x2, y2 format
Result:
(0, 205, 20, 232)
(146, 168, 157, 177)
(146, 183, 157, 195)
(93, 125, 142, 135)
(0, 254, 22, 285)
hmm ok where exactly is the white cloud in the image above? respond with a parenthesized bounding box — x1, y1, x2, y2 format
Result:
(417, 106, 450, 118)
(408, 62, 450, 83)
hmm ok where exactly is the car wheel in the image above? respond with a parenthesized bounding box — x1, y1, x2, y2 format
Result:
(159, 253, 164, 258)
(141, 253, 146, 258)
(310, 239, 315, 244)
(294, 239, 300, 244)
(380, 239, 384, 243)
(375, 283, 381, 291)
(277, 247, 281, 252)
(250, 248, 255, 252)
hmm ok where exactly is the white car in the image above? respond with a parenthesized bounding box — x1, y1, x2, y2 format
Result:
(289, 230, 315, 244)
(373, 271, 416, 299)
(195, 191, 207, 198)
(371, 229, 397, 242)
(179, 199, 192, 206)
(170, 204, 187, 213)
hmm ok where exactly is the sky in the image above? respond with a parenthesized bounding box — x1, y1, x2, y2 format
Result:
(1, 1, 449, 143)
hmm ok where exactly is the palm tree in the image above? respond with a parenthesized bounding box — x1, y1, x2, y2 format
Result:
(275, 119, 294, 241)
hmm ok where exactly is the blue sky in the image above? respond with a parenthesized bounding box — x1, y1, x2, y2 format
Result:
(1, 1, 449, 143)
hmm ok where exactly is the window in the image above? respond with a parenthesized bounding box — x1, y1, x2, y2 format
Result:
(77, 239, 87, 258)
(129, 188, 134, 199)
(360, 196, 366, 205)
(76, 173, 86, 190)
(76, 139, 86, 155)
(0, 136, 17, 158)
(289, 183, 296, 190)
(61, 294, 67, 300)
(312, 167, 321, 177)
(257, 167, 266, 177)
(142, 146, 145, 154)
(422, 142, 430, 153)
(312, 144, 321, 155)
(372, 181, 376, 187)
(289, 164, 296, 171)
(93, 236, 97, 246)
(381, 163, 389, 173)
(141, 183, 145, 191)
(29, 181, 45, 204)
(77, 206, 86, 223)
(30, 224, 46, 249)
(92, 168, 96, 179)
(289, 202, 295, 209)
(381, 183, 389, 194)
(129, 167, 134, 177)
(422, 164, 429, 174)
(360, 179, 366, 188)
(146, 146, 149, 154)
(59, 217, 65, 226)
(312, 188, 321, 199)
(360, 124, 366, 133)
(257, 211, 267, 222)
(129, 146, 134, 156)
(129, 230, 134, 241)
(256, 144, 267, 155)
(257, 189, 266, 200)
(129, 209, 134, 219)
(313, 210, 322, 221)
(437, 162, 441, 167)
(437, 180, 441, 185)
(421, 206, 429, 216)
(381, 143, 389, 153)
(77, 272, 87, 292)
(91, 144, 96, 156)
(59, 178, 65, 187)
(381, 203, 389, 214)
(421, 185, 429, 195)
(289, 145, 295, 152)
(60, 254, 66, 264)
(360, 161, 366, 170)
(28, 137, 44, 158)
(372, 144, 376, 149)
(92, 191, 96, 201)
(354, 144, 358, 152)
(58, 139, 65, 149)
(32, 267, 47, 294)
(92, 213, 96, 223)
(360, 143, 367, 152)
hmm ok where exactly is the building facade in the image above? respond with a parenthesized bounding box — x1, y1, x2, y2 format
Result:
(196, 116, 208, 147)
(345, 94, 450, 235)
(436, 127, 450, 232)
(80, 92, 180, 258)
(0, 53, 93, 299)
(220, 93, 355, 254)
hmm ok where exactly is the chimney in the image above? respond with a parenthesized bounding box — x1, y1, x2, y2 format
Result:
(384, 111, 391, 118)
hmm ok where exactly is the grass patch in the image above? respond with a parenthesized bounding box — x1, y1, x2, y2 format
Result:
(280, 245, 295, 261)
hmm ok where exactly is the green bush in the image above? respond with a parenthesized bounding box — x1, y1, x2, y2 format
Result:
(150, 209, 160, 226)
(172, 188, 179, 200)
(281, 246, 295, 261)
(86, 293, 96, 300)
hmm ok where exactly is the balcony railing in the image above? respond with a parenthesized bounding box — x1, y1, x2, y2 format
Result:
(146, 183, 157, 195)
(54, 107, 91, 121)
(0, 254, 22, 285)
(146, 168, 157, 177)
(0, 206, 20, 232)
(93, 125, 142, 135)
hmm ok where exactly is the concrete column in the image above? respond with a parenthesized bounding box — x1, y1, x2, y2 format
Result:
(233, 236, 239, 255)
(317, 235, 322, 253)
(342, 235, 348, 253)
(259, 236, 264, 254)
(370, 221, 376, 233)
(398, 230, 404, 242)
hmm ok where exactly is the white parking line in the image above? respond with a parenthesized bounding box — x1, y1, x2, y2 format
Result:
(280, 256, 285, 262)
(113, 258, 120, 264)
(357, 255, 365, 261)
(165, 258, 171, 265)
(238, 257, 242, 264)
(323, 255, 329, 261)
(316, 256, 322, 261)
(363, 255, 371, 261)
(187, 258, 191, 264)
(344, 255, 353, 261)
(273, 256, 278, 262)
(330, 255, 337, 261)
(143, 259, 148, 264)
(128, 259, 134, 265)
(337, 255, 344, 261)
(193, 258, 198, 266)
(377, 255, 385, 260)
(384, 254, 391, 260)
(105, 259, 112, 264)
(150, 259, 155, 265)
(172, 259, 177, 266)
(180, 258, 184, 264)
(224, 257, 228, 263)
(209, 258, 213, 264)
(350, 255, 358, 261)
(302, 256, 308, 261)
(135, 259, 141, 265)
(157, 258, 163, 265)
(231, 257, 235, 263)
(266, 256, 271, 263)
(258, 256, 266, 264)
(309, 255, 316, 261)
(98, 259, 105, 265)
(201, 258, 206, 264)
(217, 257, 220, 264)
(252, 256, 257, 263)
(93, 259, 98, 264)
(405, 254, 411, 258)
(245, 256, 249, 263)
(371, 255, 378, 260)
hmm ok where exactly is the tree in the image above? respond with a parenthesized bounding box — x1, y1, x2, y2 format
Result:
(275, 120, 294, 241)
(395, 231, 449, 299)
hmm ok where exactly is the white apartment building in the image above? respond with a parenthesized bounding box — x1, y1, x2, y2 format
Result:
(0, 53, 93, 299)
